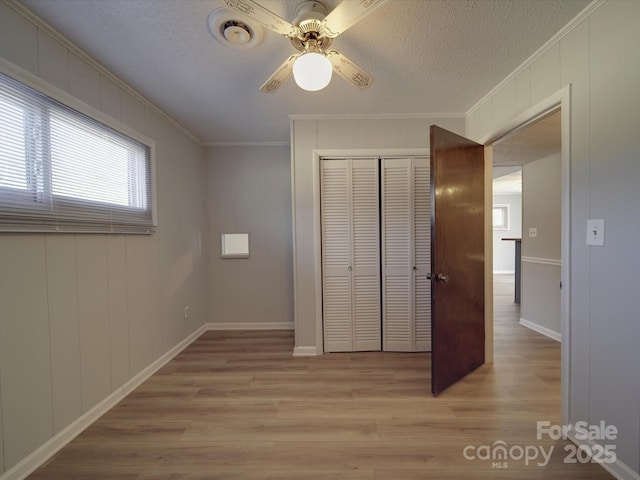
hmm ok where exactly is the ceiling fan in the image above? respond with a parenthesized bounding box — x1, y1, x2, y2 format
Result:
(219, 0, 388, 92)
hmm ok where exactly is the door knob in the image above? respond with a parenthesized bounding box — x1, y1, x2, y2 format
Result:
(347, 266, 352, 272)
(436, 273, 449, 283)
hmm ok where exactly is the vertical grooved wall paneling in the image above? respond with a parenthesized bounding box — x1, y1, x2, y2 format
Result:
(465, 1, 640, 472)
(206, 145, 293, 328)
(45, 234, 82, 433)
(0, 1, 207, 473)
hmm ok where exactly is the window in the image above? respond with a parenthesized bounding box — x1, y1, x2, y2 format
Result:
(492, 204, 510, 230)
(0, 71, 155, 233)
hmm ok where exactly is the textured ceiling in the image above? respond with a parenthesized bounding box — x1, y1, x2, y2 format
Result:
(491, 109, 562, 195)
(493, 167, 522, 195)
(493, 109, 562, 166)
(20, 0, 590, 145)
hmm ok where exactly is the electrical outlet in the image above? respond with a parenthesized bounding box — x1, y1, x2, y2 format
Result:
(528, 227, 537, 238)
(184, 306, 190, 318)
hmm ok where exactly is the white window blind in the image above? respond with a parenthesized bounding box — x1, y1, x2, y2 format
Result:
(0, 71, 155, 233)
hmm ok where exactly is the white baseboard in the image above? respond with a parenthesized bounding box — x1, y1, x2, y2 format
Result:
(1, 321, 304, 480)
(519, 318, 562, 342)
(493, 270, 515, 274)
(206, 322, 294, 330)
(0, 324, 208, 480)
(568, 429, 640, 480)
(293, 346, 320, 356)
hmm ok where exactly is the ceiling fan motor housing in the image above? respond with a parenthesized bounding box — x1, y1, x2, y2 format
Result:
(293, 1, 328, 24)
(291, 0, 332, 52)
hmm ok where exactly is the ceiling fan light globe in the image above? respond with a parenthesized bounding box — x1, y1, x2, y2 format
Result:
(293, 52, 332, 91)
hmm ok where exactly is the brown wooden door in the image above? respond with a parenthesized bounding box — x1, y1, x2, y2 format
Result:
(430, 125, 485, 396)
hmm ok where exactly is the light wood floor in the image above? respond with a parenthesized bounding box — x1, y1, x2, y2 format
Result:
(28, 275, 613, 479)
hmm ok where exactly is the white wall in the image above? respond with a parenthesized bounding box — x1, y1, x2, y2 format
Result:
(467, 1, 640, 474)
(521, 153, 561, 336)
(492, 193, 522, 273)
(291, 116, 465, 351)
(0, 2, 207, 474)
(206, 145, 293, 327)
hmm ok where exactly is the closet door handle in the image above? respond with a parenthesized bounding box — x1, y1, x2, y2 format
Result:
(347, 266, 352, 272)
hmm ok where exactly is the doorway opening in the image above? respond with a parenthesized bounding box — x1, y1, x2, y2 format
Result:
(492, 109, 562, 340)
(484, 85, 571, 423)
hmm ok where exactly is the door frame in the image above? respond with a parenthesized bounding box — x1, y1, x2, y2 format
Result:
(311, 148, 430, 354)
(478, 85, 572, 424)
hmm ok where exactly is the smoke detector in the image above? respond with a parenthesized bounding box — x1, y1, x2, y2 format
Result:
(208, 8, 264, 49)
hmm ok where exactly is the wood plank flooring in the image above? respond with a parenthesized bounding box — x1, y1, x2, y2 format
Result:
(27, 275, 613, 479)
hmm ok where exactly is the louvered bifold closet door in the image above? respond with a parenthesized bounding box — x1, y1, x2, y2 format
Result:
(382, 158, 413, 351)
(321, 158, 381, 352)
(382, 157, 431, 352)
(413, 157, 432, 351)
(351, 159, 381, 351)
(321, 160, 353, 352)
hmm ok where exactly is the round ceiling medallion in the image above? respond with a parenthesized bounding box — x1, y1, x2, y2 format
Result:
(208, 8, 264, 49)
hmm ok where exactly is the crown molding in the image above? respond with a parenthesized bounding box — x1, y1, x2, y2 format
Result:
(288, 112, 465, 120)
(466, 0, 606, 118)
(4, 0, 203, 146)
(203, 141, 290, 148)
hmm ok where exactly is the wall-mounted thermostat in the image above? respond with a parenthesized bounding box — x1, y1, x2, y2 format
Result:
(221, 233, 249, 258)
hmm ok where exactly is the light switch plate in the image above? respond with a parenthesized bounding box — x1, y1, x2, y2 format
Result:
(586, 219, 605, 246)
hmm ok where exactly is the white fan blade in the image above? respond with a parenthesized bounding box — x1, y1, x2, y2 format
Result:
(326, 50, 374, 89)
(320, 0, 389, 38)
(260, 54, 299, 92)
(219, 0, 301, 38)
